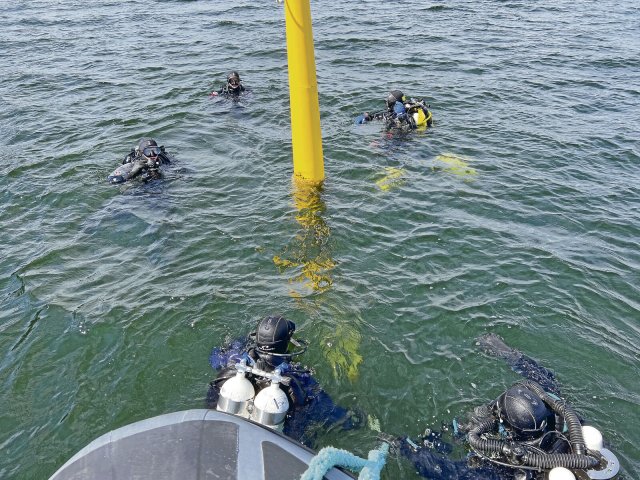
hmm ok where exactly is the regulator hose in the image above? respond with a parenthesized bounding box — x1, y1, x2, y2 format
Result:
(467, 381, 601, 471)
(522, 451, 599, 470)
(467, 417, 503, 454)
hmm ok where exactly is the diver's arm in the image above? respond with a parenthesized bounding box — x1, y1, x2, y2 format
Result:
(476, 333, 560, 395)
(206, 337, 253, 408)
(209, 85, 225, 97)
(282, 373, 307, 407)
(282, 369, 363, 445)
(355, 112, 371, 124)
(355, 110, 387, 125)
(208, 337, 252, 370)
(303, 374, 365, 431)
(355, 112, 372, 124)
(158, 151, 171, 165)
(400, 438, 509, 480)
(126, 159, 147, 181)
(210, 84, 244, 97)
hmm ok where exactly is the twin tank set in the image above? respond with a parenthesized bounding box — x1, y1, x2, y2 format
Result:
(216, 358, 290, 430)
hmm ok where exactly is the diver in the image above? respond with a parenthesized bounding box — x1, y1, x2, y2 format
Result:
(355, 89, 433, 130)
(394, 334, 620, 480)
(107, 138, 171, 184)
(207, 315, 362, 446)
(209, 71, 246, 97)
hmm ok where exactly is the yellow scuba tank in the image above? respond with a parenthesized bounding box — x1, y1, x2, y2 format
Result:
(413, 108, 427, 127)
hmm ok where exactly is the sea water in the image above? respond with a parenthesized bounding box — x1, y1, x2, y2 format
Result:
(0, 1, 638, 478)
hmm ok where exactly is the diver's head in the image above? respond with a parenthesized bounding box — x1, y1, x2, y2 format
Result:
(496, 385, 553, 441)
(386, 90, 404, 110)
(254, 315, 296, 368)
(227, 71, 242, 93)
(137, 138, 161, 162)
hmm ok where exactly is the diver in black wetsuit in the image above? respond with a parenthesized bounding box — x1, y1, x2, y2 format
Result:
(355, 90, 433, 130)
(107, 138, 171, 184)
(207, 315, 361, 446)
(395, 334, 619, 480)
(209, 71, 246, 97)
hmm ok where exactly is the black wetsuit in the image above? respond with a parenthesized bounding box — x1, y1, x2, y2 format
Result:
(212, 84, 246, 96)
(397, 333, 586, 480)
(357, 105, 408, 127)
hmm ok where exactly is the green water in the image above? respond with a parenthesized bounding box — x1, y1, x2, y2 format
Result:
(1, 1, 639, 478)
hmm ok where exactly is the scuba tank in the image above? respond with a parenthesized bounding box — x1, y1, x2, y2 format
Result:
(250, 368, 290, 430)
(215, 357, 291, 430)
(412, 109, 427, 127)
(216, 360, 255, 419)
(406, 100, 432, 128)
(214, 318, 306, 429)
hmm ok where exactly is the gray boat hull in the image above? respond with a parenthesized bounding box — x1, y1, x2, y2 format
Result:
(49, 409, 355, 480)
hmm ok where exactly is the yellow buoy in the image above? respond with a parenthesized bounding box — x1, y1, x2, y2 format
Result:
(284, 0, 324, 184)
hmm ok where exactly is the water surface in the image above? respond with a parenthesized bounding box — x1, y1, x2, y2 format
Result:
(1, 1, 639, 478)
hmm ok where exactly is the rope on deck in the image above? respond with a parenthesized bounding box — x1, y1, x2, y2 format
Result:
(300, 443, 389, 480)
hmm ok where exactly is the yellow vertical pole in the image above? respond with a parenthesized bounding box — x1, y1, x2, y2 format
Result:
(284, 0, 324, 183)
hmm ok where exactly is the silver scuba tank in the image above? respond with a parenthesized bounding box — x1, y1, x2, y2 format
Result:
(250, 376, 289, 430)
(216, 362, 255, 419)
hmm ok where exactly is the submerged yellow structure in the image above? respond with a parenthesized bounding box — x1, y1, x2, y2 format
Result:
(279, 2, 362, 380)
(284, 0, 324, 183)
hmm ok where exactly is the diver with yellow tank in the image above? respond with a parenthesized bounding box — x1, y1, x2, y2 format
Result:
(355, 90, 433, 130)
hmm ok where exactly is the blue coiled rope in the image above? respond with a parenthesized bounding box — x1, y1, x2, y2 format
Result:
(300, 443, 389, 480)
